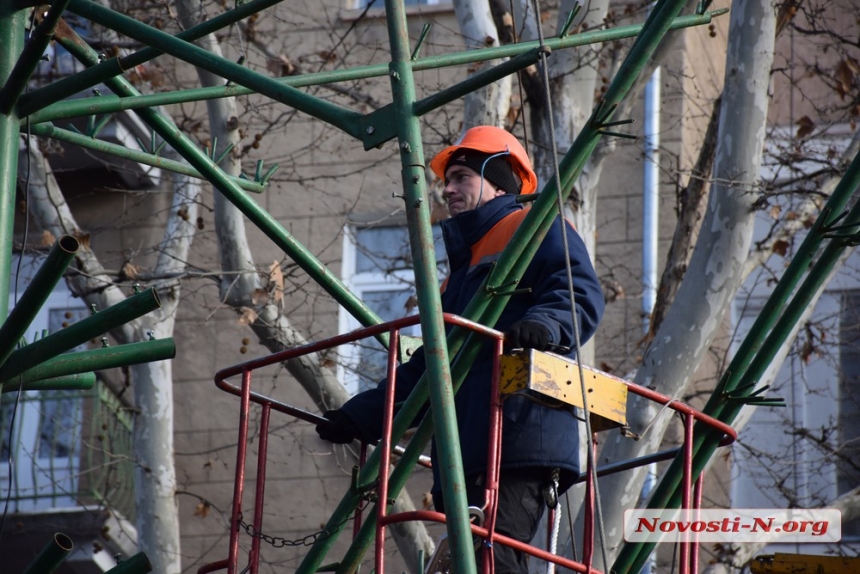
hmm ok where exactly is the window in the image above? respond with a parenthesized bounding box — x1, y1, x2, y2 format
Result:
(339, 222, 448, 395)
(1, 255, 88, 511)
(731, 287, 860, 545)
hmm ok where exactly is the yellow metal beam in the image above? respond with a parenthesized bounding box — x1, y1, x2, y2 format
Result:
(751, 553, 860, 574)
(499, 349, 628, 432)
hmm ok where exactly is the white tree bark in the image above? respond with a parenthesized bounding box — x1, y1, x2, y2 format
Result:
(455, 0, 511, 129)
(594, 0, 778, 559)
(127, 166, 199, 574)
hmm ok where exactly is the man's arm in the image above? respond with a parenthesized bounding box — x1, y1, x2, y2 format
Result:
(316, 345, 428, 444)
(516, 218, 605, 350)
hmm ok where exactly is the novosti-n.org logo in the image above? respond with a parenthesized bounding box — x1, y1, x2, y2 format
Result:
(623, 508, 841, 543)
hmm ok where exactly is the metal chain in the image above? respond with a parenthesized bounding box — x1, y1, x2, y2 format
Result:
(236, 499, 369, 548)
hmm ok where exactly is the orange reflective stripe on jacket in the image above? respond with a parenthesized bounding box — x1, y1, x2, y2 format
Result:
(440, 206, 575, 294)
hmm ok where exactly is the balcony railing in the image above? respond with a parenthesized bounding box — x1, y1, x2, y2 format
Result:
(0, 379, 136, 521)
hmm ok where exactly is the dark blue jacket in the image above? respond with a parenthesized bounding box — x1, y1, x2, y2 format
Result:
(341, 195, 605, 493)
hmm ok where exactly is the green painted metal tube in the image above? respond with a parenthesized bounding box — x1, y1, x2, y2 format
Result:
(17, 0, 285, 118)
(53, 23, 388, 347)
(333, 332, 484, 574)
(3, 372, 96, 393)
(361, 48, 543, 149)
(66, 0, 364, 139)
(0, 6, 26, 322)
(1, 338, 176, 386)
(413, 48, 540, 117)
(105, 553, 152, 574)
(24, 10, 724, 127)
(0, 287, 161, 381)
(385, 0, 473, 572)
(0, 0, 71, 114)
(0, 235, 79, 369)
(612, 148, 860, 574)
(22, 533, 74, 574)
(28, 122, 266, 193)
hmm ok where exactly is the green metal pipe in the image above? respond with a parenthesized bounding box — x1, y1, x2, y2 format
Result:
(334, 332, 485, 573)
(54, 23, 389, 345)
(0, 0, 71, 114)
(2, 372, 96, 392)
(361, 48, 543, 149)
(385, 0, 473, 571)
(413, 49, 541, 117)
(66, 0, 365, 139)
(0, 235, 79, 368)
(0, 5, 27, 322)
(0, 287, 161, 381)
(105, 553, 152, 574)
(17, 0, 285, 117)
(22, 533, 74, 574)
(24, 10, 725, 126)
(28, 122, 266, 193)
(612, 148, 860, 574)
(1, 338, 176, 386)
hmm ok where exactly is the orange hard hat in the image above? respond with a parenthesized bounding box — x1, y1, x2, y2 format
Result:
(429, 126, 538, 195)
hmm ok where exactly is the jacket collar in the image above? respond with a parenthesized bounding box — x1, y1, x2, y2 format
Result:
(441, 195, 522, 269)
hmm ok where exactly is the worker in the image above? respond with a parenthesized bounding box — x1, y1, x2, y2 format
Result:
(316, 125, 605, 574)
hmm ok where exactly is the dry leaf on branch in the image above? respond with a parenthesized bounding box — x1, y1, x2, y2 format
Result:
(795, 115, 815, 139)
(194, 501, 210, 518)
(40, 229, 56, 247)
(772, 239, 790, 257)
(269, 260, 284, 304)
(769, 205, 782, 219)
(835, 58, 858, 100)
(266, 55, 297, 77)
(121, 262, 140, 280)
(237, 306, 258, 325)
(251, 288, 268, 306)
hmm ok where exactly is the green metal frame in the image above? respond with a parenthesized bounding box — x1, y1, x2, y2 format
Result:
(21, 533, 74, 574)
(12, 0, 855, 572)
(611, 144, 860, 574)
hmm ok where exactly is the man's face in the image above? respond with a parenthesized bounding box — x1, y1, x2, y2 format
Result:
(443, 164, 506, 217)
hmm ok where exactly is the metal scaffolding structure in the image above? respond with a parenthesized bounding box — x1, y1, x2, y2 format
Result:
(2, 0, 858, 572)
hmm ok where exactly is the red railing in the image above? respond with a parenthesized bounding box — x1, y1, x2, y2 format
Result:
(201, 313, 737, 574)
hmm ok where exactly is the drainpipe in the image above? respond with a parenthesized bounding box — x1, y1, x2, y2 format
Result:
(640, 65, 661, 574)
(642, 66, 660, 333)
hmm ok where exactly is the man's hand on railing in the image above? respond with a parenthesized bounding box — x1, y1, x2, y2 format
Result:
(505, 320, 551, 351)
(315, 409, 362, 444)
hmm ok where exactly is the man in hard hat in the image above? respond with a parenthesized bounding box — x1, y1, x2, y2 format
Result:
(316, 126, 605, 573)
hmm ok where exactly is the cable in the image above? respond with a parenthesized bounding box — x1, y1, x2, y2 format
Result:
(1, 11, 38, 539)
(0, 126, 34, 542)
(477, 149, 512, 207)
(527, 0, 611, 571)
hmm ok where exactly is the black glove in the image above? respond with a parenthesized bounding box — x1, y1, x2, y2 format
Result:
(505, 320, 551, 351)
(316, 409, 361, 444)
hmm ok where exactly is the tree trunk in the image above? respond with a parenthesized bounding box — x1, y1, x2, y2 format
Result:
(455, 0, 511, 129)
(594, 0, 778, 559)
(18, 135, 195, 573)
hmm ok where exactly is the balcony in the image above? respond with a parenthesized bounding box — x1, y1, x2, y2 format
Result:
(0, 379, 139, 573)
